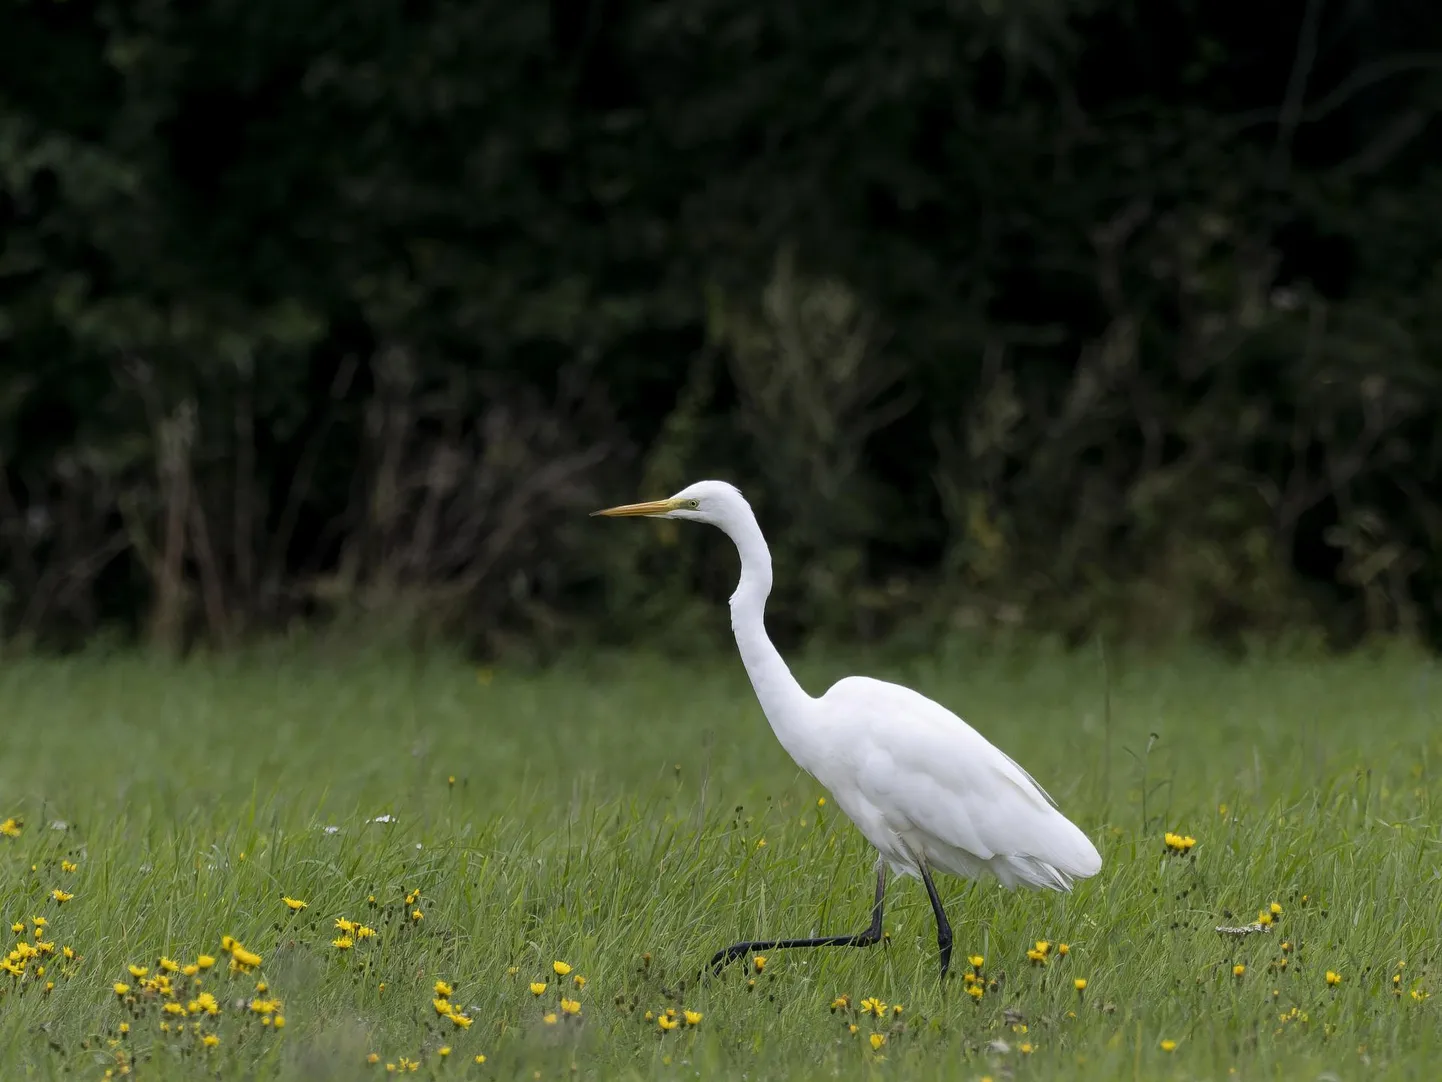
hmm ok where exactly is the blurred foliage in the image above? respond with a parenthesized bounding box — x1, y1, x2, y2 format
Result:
(1, 0, 1440, 657)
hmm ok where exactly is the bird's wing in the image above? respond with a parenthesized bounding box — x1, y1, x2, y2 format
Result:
(823, 676, 1099, 881)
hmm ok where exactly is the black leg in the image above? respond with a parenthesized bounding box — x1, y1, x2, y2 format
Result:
(704, 863, 887, 978)
(918, 861, 954, 979)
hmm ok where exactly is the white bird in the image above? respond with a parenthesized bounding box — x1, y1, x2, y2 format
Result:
(593, 479, 1102, 979)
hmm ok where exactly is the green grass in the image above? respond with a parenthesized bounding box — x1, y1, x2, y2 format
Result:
(2, 639, 1440, 1080)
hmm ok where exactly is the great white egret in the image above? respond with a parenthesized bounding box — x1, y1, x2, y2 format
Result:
(593, 480, 1102, 979)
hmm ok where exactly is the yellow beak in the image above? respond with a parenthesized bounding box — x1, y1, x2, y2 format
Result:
(590, 498, 682, 518)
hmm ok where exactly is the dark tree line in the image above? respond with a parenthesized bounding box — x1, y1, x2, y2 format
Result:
(2, 0, 1440, 657)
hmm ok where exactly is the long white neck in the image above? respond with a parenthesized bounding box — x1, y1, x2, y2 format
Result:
(720, 506, 817, 768)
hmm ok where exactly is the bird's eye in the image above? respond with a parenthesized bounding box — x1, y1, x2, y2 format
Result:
(685, 499, 701, 509)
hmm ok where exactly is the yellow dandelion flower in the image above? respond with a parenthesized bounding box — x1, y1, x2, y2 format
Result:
(435, 980, 453, 997)
(1233, 964, 1246, 977)
(643, 1011, 654, 1021)
(433, 997, 452, 1016)
(552, 960, 572, 976)
(128, 965, 148, 978)
(1326, 970, 1342, 986)
(438, 1046, 451, 1057)
(474, 1055, 486, 1064)
(829, 995, 850, 1010)
(163, 1002, 185, 1016)
(282, 897, 307, 911)
(202, 1034, 220, 1048)
(657, 1014, 677, 1031)
(197, 953, 216, 969)
(684, 1009, 702, 1025)
(543, 1012, 559, 1026)
(1074, 978, 1088, 991)
(51, 889, 73, 903)
(1160, 1039, 1177, 1052)
(273, 1015, 286, 1028)
(335, 918, 357, 933)
(1270, 902, 1282, 916)
(859, 997, 887, 1017)
(869, 1033, 886, 1050)
(356, 926, 376, 940)
(333, 936, 354, 950)
(31, 916, 47, 929)
(118, 1023, 129, 1035)
(1281, 941, 1293, 953)
(448, 1011, 472, 1029)
(9, 922, 22, 934)
(158, 956, 179, 972)
(966, 984, 984, 1000)
(572, 973, 585, 988)
(61, 860, 78, 873)
(181, 963, 199, 976)
(197, 992, 219, 1014)
(367, 1053, 380, 1065)
(530, 982, 547, 996)
(560, 997, 581, 1015)
(0, 817, 22, 838)
(1257, 911, 1273, 926)
(1057, 942, 1070, 956)
(753, 955, 767, 973)
(409, 909, 423, 922)
(113, 983, 130, 996)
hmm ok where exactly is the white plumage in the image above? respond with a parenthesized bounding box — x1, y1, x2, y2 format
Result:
(593, 479, 1101, 978)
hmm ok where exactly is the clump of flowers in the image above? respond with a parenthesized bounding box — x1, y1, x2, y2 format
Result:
(958, 952, 1000, 1001)
(529, 960, 592, 1030)
(647, 1005, 702, 1034)
(825, 991, 912, 1051)
(220, 936, 262, 974)
(98, 938, 286, 1073)
(3, 913, 82, 989)
(367, 974, 480, 1068)
(1163, 832, 1196, 855)
(329, 916, 377, 955)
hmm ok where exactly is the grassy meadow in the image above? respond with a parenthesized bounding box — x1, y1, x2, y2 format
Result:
(1, 638, 1439, 1080)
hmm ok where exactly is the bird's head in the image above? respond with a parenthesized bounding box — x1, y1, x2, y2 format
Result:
(591, 479, 749, 530)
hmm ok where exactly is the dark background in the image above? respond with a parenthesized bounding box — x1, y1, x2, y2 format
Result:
(2, 0, 1440, 660)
